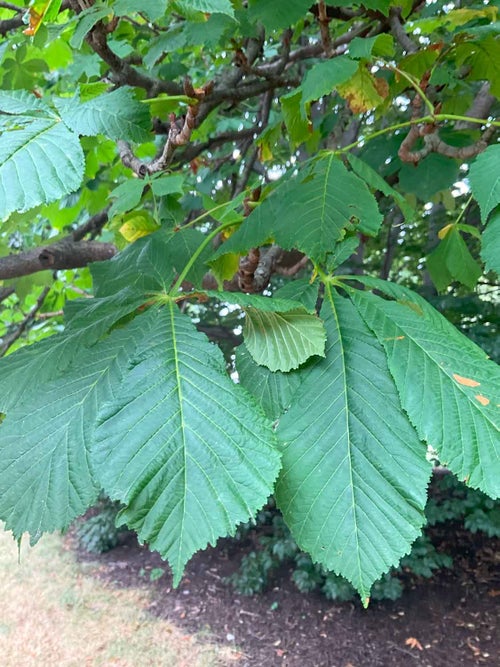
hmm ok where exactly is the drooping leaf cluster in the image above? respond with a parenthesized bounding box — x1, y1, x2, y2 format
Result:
(0, 0, 499, 602)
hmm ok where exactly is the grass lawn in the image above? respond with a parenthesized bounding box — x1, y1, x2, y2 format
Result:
(0, 529, 237, 667)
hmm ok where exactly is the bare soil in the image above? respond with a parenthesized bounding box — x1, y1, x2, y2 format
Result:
(74, 523, 499, 667)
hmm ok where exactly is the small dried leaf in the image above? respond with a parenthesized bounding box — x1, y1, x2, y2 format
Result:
(405, 637, 423, 651)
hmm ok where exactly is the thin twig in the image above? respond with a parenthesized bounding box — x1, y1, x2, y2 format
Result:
(36, 309, 64, 319)
(0, 287, 50, 356)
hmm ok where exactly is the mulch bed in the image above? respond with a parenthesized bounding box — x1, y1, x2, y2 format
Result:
(73, 524, 499, 667)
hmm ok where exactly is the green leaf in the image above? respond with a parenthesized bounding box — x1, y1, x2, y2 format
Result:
(109, 179, 145, 218)
(274, 278, 320, 312)
(183, 13, 235, 47)
(349, 279, 500, 499)
(427, 226, 481, 291)
(0, 334, 76, 413)
(201, 290, 313, 313)
(348, 34, 394, 60)
(165, 228, 213, 288)
(301, 56, 358, 105)
(177, 0, 234, 17)
(0, 318, 148, 542)
(214, 155, 382, 262)
(143, 29, 187, 69)
(70, 6, 109, 50)
(0, 286, 146, 413)
(0, 89, 52, 115)
(63, 287, 146, 339)
(236, 346, 302, 421)
(55, 88, 151, 143)
(469, 144, 500, 223)
(90, 229, 177, 297)
(326, 0, 391, 14)
(481, 210, 500, 274)
(455, 36, 500, 98)
(151, 174, 185, 197)
(93, 304, 280, 585)
(346, 153, 415, 222)
(247, 0, 311, 30)
(326, 235, 360, 271)
(275, 291, 431, 600)
(244, 308, 326, 372)
(0, 117, 84, 220)
(281, 90, 311, 147)
(398, 153, 459, 201)
(113, 0, 168, 21)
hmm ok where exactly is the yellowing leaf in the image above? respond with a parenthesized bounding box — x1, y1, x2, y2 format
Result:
(220, 225, 239, 241)
(209, 252, 240, 287)
(337, 66, 387, 113)
(120, 214, 159, 242)
(23, 0, 62, 36)
(438, 223, 454, 239)
(446, 7, 497, 29)
(257, 123, 282, 163)
(452, 373, 480, 388)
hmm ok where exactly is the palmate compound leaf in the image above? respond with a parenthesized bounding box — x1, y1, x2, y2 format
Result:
(212, 154, 382, 264)
(92, 303, 281, 585)
(0, 314, 150, 542)
(243, 308, 326, 372)
(349, 278, 500, 498)
(275, 289, 431, 601)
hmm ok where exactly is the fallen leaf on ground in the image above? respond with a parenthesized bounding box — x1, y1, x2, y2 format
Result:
(405, 637, 423, 651)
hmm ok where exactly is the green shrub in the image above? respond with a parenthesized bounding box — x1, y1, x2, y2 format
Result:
(228, 475, 497, 601)
(76, 496, 126, 554)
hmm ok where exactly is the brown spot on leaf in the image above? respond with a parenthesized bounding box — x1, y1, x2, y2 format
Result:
(475, 394, 490, 406)
(452, 374, 480, 387)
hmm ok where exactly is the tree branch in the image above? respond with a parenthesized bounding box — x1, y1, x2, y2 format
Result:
(317, 1, 333, 57)
(0, 287, 15, 304)
(0, 240, 117, 280)
(389, 7, 418, 54)
(0, 14, 22, 34)
(0, 2, 23, 12)
(455, 83, 496, 130)
(399, 124, 496, 163)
